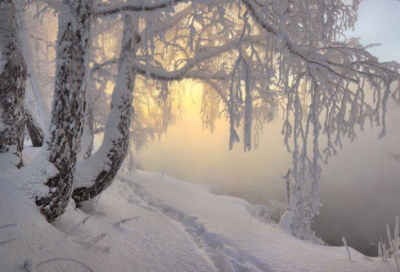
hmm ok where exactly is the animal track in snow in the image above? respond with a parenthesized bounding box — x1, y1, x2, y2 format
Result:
(118, 176, 271, 272)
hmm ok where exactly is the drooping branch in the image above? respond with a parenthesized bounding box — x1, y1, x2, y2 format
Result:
(92, 34, 264, 82)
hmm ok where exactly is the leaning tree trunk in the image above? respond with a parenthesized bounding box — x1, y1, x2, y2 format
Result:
(0, 1, 27, 168)
(72, 14, 138, 204)
(35, 0, 93, 222)
(24, 102, 44, 147)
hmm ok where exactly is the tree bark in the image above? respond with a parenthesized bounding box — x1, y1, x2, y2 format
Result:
(0, 1, 27, 168)
(72, 14, 138, 204)
(35, 0, 93, 222)
(24, 102, 44, 147)
(77, 100, 94, 161)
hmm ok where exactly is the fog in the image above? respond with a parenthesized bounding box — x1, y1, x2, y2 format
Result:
(123, 0, 400, 256)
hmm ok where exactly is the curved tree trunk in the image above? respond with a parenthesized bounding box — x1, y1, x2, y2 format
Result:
(35, 0, 93, 222)
(24, 102, 44, 147)
(72, 14, 138, 204)
(0, 1, 27, 168)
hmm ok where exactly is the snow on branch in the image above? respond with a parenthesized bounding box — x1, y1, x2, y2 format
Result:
(93, 0, 187, 17)
(134, 62, 229, 81)
(241, 0, 398, 84)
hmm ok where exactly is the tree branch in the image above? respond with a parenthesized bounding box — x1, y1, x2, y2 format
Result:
(93, 0, 187, 17)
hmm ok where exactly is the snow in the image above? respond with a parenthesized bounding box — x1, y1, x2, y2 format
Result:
(0, 147, 398, 272)
(278, 210, 295, 233)
(14, 147, 58, 199)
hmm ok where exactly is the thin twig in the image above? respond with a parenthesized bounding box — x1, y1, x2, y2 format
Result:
(0, 238, 16, 246)
(87, 233, 107, 248)
(342, 237, 352, 261)
(65, 216, 89, 238)
(72, 240, 111, 252)
(36, 258, 94, 272)
(114, 216, 140, 227)
(0, 223, 18, 230)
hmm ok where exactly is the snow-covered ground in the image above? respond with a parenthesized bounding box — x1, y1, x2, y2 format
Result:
(0, 147, 398, 272)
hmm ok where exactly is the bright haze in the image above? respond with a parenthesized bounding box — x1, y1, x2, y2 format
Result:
(133, 0, 400, 256)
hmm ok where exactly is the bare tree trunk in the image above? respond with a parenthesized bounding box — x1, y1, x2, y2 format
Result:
(24, 102, 44, 147)
(0, 1, 27, 168)
(72, 14, 139, 204)
(35, 0, 93, 222)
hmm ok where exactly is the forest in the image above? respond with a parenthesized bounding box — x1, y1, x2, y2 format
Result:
(1, 0, 400, 271)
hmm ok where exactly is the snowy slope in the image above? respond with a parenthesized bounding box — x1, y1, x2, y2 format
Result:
(0, 147, 397, 272)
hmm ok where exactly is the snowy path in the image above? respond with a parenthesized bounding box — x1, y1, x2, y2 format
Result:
(119, 176, 268, 272)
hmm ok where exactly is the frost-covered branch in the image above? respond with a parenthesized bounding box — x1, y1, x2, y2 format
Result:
(93, 0, 187, 17)
(134, 62, 229, 81)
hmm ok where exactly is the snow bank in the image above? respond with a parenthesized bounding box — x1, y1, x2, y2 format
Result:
(0, 148, 397, 272)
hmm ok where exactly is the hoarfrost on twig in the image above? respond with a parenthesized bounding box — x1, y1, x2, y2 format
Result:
(114, 216, 140, 227)
(65, 216, 90, 238)
(342, 237, 352, 261)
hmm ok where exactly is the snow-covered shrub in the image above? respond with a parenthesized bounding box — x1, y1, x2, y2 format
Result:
(248, 200, 286, 226)
(378, 216, 400, 272)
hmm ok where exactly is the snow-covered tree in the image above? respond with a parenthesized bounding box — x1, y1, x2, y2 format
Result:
(35, 0, 94, 222)
(0, 0, 27, 168)
(72, 12, 139, 203)
(237, 0, 400, 241)
(71, 2, 194, 203)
